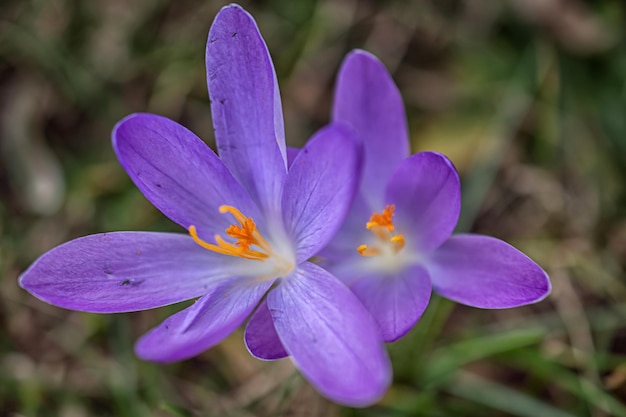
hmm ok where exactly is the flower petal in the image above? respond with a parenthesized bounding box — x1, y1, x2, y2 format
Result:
(333, 50, 409, 207)
(267, 262, 391, 407)
(318, 192, 373, 262)
(386, 152, 461, 253)
(19, 232, 225, 313)
(424, 234, 551, 308)
(350, 265, 432, 342)
(113, 113, 260, 238)
(207, 5, 286, 217)
(244, 300, 288, 360)
(282, 123, 361, 262)
(286, 147, 299, 168)
(136, 278, 274, 362)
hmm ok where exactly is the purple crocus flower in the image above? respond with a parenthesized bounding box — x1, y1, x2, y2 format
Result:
(248, 50, 551, 351)
(19, 6, 391, 407)
(323, 50, 551, 342)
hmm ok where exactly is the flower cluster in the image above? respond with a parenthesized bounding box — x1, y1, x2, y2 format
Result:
(19, 4, 550, 407)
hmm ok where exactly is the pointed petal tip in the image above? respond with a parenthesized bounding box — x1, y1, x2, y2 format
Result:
(111, 113, 165, 152)
(208, 2, 263, 53)
(484, 269, 551, 309)
(426, 234, 552, 309)
(430, 151, 460, 178)
(212, 4, 256, 30)
(218, 3, 248, 15)
(111, 112, 136, 147)
(18, 265, 57, 307)
(512, 267, 552, 306)
(18, 269, 42, 303)
(111, 111, 150, 132)
(18, 268, 30, 290)
(411, 151, 459, 179)
(342, 48, 383, 68)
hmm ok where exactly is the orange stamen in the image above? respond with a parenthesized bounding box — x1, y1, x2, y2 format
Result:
(358, 204, 405, 257)
(366, 205, 396, 231)
(357, 244, 382, 257)
(189, 205, 272, 261)
(390, 234, 405, 252)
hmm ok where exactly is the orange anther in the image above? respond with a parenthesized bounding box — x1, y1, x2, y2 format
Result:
(357, 244, 382, 257)
(357, 205, 405, 257)
(366, 205, 396, 231)
(189, 205, 272, 261)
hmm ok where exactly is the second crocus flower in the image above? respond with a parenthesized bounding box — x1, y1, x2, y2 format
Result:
(325, 50, 551, 342)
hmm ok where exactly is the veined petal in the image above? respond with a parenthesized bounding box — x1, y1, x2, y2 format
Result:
(282, 123, 361, 263)
(136, 278, 274, 362)
(423, 234, 551, 308)
(350, 265, 432, 342)
(267, 262, 391, 407)
(386, 152, 461, 253)
(113, 113, 260, 238)
(19, 232, 225, 313)
(207, 5, 286, 217)
(244, 300, 288, 360)
(333, 50, 409, 207)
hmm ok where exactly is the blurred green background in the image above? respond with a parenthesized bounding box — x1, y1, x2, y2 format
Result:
(1, 0, 625, 416)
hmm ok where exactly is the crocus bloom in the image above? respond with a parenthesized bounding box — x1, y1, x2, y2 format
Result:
(321, 50, 552, 342)
(19, 6, 391, 406)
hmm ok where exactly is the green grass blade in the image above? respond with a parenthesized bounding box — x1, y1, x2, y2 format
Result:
(446, 372, 578, 417)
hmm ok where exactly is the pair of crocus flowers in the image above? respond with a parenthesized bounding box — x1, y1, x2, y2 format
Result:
(20, 5, 550, 407)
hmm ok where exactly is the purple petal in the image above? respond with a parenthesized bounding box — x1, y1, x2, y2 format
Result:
(207, 5, 286, 217)
(268, 262, 391, 407)
(333, 50, 409, 207)
(423, 234, 551, 308)
(286, 147, 299, 168)
(19, 232, 223, 313)
(318, 192, 373, 262)
(350, 265, 432, 342)
(113, 113, 260, 238)
(386, 152, 461, 253)
(136, 278, 274, 362)
(282, 123, 361, 262)
(244, 300, 288, 360)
